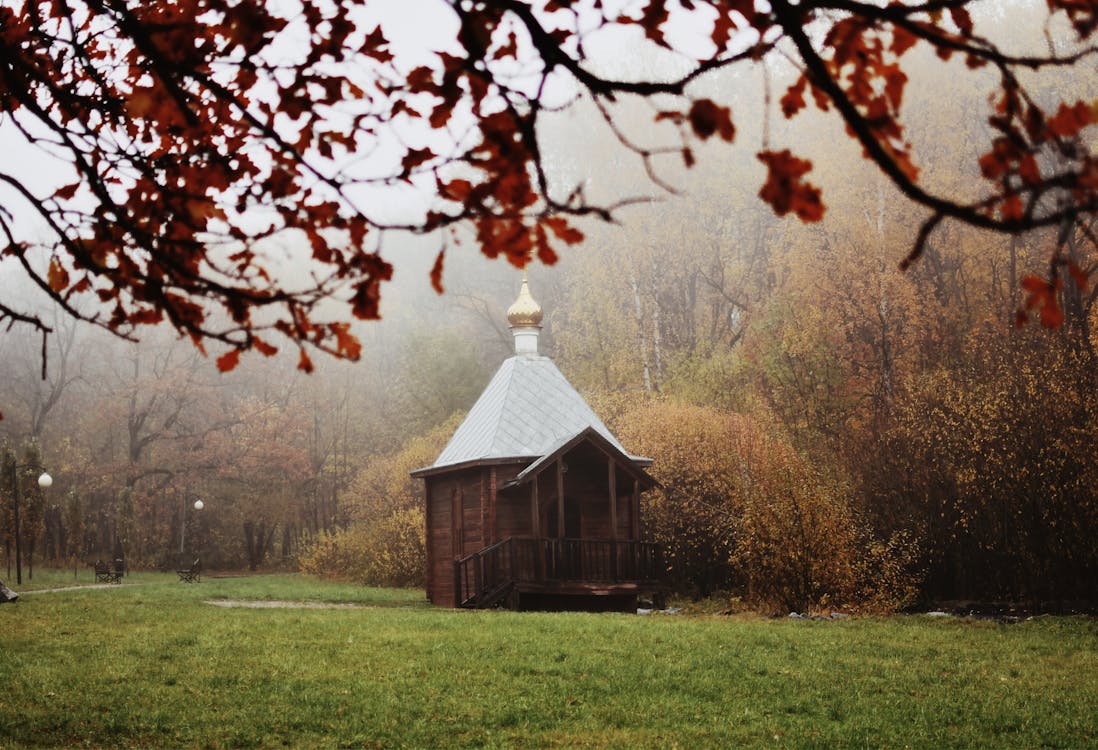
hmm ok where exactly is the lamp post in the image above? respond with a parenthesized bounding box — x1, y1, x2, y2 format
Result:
(180, 497, 204, 557)
(9, 462, 52, 586)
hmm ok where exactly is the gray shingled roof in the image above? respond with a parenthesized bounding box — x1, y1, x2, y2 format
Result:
(430, 354, 627, 469)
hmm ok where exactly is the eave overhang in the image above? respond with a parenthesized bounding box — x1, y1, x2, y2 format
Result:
(409, 455, 533, 479)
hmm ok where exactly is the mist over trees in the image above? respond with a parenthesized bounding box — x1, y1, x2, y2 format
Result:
(2, 1, 1097, 608)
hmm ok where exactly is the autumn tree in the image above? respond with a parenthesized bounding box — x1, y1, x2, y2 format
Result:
(62, 489, 84, 568)
(1, 0, 1095, 383)
(0, 312, 86, 440)
(4, 443, 48, 580)
(201, 395, 313, 570)
(871, 327, 1098, 604)
(0, 447, 13, 578)
(77, 335, 232, 565)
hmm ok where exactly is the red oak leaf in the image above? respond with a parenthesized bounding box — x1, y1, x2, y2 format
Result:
(950, 7, 974, 35)
(401, 147, 434, 176)
(298, 348, 314, 373)
(1046, 101, 1094, 138)
(781, 77, 807, 119)
(331, 323, 361, 360)
(534, 225, 558, 265)
(891, 27, 919, 56)
(1019, 275, 1065, 329)
(1001, 192, 1024, 221)
(430, 249, 445, 294)
(757, 150, 825, 222)
(217, 349, 241, 373)
(640, 0, 671, 47)
(688, 99, 735, 142)
(53, 182, 80, 200)
(253, 337, 278, 357)
(362, 26, 393, 63)
(47, 258, 69, 292)
(543, 217, 584, 245)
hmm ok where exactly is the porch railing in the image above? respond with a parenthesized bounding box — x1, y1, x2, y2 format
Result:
(454, 537, 663, 608)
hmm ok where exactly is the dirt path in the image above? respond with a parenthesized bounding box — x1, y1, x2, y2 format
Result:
(9, 584, 368, 610)
(205, 599, 364, 609)
(18, 583, 146, 595)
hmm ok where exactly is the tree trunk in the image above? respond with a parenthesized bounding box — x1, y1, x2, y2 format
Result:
(281, 524, 293, 559)
(244, 521, 276, 571)
(244, 521, 259, 571)
(629, 267, 654, 394)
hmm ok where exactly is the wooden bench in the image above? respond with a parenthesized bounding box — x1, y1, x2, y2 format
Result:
(177, 558, 201, 583)
(93, 559, 122, 584)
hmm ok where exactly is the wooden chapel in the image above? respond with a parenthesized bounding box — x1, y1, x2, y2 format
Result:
(411, 277, 662, 611)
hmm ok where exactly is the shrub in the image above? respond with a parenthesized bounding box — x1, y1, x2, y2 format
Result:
(299, 507, 425, 587)
(616, 398, 921, 611)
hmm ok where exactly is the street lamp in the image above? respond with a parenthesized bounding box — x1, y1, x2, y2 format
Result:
(180, 497, 204, 556)
(9, 464, 52, 586)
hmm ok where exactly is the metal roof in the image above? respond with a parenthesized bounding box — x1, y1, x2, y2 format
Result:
(429, 354, 630, 470)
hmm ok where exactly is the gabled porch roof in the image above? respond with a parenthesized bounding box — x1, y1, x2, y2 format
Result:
(501, 426, 657, 490)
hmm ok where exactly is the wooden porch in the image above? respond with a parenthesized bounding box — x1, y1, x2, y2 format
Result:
(454, 537, 663, 609)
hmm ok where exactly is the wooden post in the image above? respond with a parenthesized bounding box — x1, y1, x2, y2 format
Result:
(608, 459, 618, 579)
(454, 559, 462, 608)
(507, 537, 515, 585)
(631, 479, 640, 540)
(530, 476, 540, 538)
(556, 460, 566, 539)
(473, 555, 482, 606)
(608, 460, 618, 540)
(531, 477, 544, 580)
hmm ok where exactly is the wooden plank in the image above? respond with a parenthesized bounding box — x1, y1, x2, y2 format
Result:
(463, 474, 482, 551)
(480, 468, 488, 551)
(489, 466, 497, 545)
(424, 477, 433, 598)
(429, 477, 454, 605)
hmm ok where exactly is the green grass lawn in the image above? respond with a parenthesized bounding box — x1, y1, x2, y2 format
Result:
(1, 574, 1095, 748)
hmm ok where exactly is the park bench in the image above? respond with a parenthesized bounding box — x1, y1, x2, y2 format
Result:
(93, 559, 123, 584)
(177, 558, 201, 583)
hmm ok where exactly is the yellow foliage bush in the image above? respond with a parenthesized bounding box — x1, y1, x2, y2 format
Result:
(616, 398, 920, 611)
(299, 507, 425, 587)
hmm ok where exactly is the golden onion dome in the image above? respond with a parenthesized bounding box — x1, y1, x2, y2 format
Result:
(507, 274, 543, 328)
